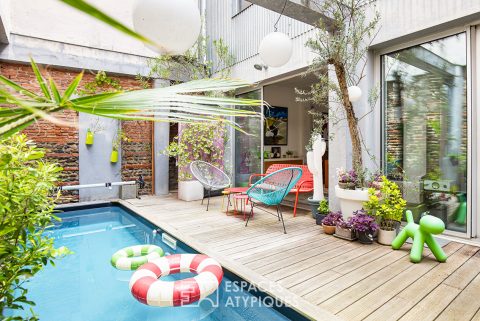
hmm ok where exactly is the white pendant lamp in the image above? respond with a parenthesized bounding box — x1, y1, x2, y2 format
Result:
(259, 32, 293, 68)
(132, 0, 201, 55)
(258, 0, 293, 68)
(347, 86, 362, 103)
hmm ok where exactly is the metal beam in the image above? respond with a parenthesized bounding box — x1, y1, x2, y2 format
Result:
(247, 0, 332, 27)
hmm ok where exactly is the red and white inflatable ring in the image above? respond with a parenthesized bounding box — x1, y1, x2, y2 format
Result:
(129, 254, 223, 307)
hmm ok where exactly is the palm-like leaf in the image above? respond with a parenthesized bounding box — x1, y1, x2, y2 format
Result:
(0, 59, 262, 137)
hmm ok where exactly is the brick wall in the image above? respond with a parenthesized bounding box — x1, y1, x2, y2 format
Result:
(0, 62, 153, 202)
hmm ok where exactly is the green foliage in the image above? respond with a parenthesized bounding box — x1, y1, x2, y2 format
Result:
(0, 135, 70, 319)
(302, 0, 380, 170)
(318, 199, 329, 215)
(363, 176, 407, 231)
(112, 128, 130, 151)
(164, 123, 226, 181)
(138, 36, 234, 84)
(0, 59, 262, 138)
(78, 71, 123, 96)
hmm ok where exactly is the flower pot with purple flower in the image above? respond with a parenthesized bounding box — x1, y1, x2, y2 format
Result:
(335, 167, 369, 218)
(321, 211, 342, 235)
(334, 219, 356, 241)
(350, 210, 378, 244)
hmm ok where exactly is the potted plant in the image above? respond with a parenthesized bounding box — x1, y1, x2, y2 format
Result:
(321, 211, 342, 235)
(335, 219, 356, 241)
(111, 128, 129, 163)
(85, 118, 104, 145)
(350, 210, 378, 244)
(286, 150, 293, 158)
(164, 123, 226, 201)
(316, 199, 329, 223)
(335, 167, 369, 218)
(364, 176, 406, 245)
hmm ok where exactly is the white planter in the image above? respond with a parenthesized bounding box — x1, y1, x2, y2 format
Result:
(334, 185, 369, 218)
(178, 180, 204, 201)
(377, 229, 397, 246)
(306, 136, 326, 201)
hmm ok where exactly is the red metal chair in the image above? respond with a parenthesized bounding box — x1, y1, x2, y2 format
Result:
(249, 164, 313, 217)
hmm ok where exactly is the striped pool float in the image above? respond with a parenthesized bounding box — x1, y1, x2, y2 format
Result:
(129, 254, 223, 307)
(111, 245, 165, 270)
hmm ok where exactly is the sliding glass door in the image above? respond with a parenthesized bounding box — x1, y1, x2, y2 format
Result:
(382, 33, 468, 234)
(233, 90, 263, 187)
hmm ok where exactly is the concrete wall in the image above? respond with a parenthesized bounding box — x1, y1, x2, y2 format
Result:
(0, 0, 155, 75)
(79, 114, 122, 201)
(0, 0, 11, 43)
(371, 0, 480, 49)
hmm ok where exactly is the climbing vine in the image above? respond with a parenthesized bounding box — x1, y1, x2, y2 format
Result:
(164, 124, 227, 181)
(78, 71, 123, 95)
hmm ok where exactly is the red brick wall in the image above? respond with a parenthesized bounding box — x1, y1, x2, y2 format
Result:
(0, 62, 153, 202)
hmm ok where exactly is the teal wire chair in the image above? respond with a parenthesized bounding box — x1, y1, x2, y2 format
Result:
(245, 167, 303, 234)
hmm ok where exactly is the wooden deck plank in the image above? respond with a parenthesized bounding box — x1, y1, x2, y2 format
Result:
(359, 243, 475, 321)
(119, 196, 480, 321)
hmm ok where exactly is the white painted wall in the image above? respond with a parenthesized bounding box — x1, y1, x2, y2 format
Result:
(9, 0, 154, 57)
(263, 84, 312, 160)
(0, 0, 11, 43)
(206, 0, 316, 82)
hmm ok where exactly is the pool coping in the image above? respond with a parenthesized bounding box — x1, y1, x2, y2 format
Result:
(113, 200, 343, 321)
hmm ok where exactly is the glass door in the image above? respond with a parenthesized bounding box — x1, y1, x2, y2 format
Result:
(382, 32, 469, 235)
(233, 89, 263, 187)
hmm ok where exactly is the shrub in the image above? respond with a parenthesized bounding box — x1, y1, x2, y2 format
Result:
(0, 135, 70, 319)
(350, 210, 378, 233)
(318, 200, 329, 215)
(322, 211, 343, 226)
(363, 176, 406, 231)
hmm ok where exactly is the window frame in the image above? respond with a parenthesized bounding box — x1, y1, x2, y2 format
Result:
(377, 27, 473, 238)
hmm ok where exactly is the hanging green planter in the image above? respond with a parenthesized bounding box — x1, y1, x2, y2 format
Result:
(85, 130, 94, 145)
(110, 150, 119, 163)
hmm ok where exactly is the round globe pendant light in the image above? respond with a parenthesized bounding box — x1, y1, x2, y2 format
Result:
(347, 86, 362, 103)
(259, 32, 293, 68)
(132, 0, 201, 55)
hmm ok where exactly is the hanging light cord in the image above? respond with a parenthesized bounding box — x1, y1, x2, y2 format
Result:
(274, 0, 288, 31)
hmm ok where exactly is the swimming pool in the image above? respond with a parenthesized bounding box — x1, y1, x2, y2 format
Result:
(11, 204, 307, 321)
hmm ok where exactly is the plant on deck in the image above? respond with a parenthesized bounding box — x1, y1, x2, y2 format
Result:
(303, 0, 380, 172)
(0, 135, 70, 319)
(363, 176, 406, 231)
(349, 209, 378, 233)
(164, 123, 226, 181)
(322, 211, 343, 226)
(318, 199, 330, 215)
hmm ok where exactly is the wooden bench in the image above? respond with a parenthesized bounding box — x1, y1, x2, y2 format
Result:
(249, 164, 313, 217)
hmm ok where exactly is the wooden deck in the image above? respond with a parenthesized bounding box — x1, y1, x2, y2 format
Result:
(120, 195, 480, 321)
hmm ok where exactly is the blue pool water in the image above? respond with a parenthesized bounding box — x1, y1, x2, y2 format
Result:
(12, 205, 303, 321)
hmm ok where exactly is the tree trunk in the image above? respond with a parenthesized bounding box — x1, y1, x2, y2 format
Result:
(333, 62, 363, 172)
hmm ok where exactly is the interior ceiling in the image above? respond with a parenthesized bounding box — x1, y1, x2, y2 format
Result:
(267, 72, 319, 90)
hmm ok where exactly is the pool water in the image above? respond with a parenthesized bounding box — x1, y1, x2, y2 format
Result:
(12, 206, 300, 321)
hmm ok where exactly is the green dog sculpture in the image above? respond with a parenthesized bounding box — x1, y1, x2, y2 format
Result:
(392, 210, 447, 263)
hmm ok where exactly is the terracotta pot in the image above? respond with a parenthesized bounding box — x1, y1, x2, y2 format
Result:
(322, 224, 336, 235)
(338, 182, 355, 190)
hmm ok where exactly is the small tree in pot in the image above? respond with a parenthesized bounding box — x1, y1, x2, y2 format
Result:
(350, 209, 378, 244)
(364, 176, 406, 245)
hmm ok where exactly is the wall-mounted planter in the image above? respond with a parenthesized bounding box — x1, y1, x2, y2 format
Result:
(110, 150, 119, 163)
(86, 131, 94, 145)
